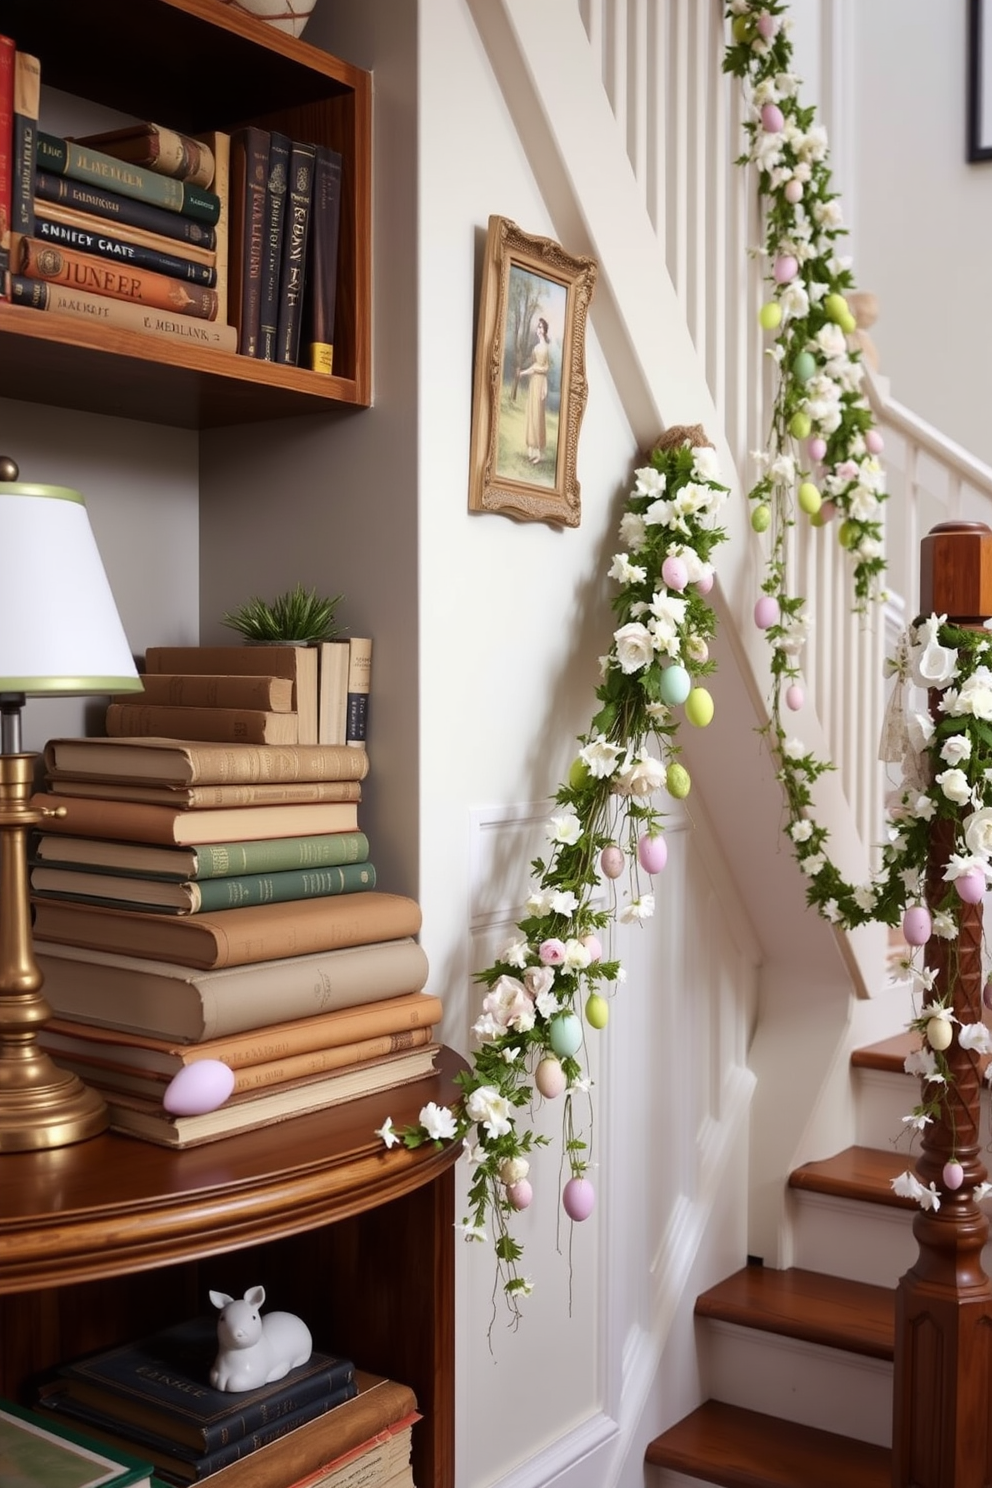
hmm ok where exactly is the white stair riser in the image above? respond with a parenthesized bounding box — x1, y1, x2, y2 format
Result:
(698, 1319, 891, 1447)
(791, 1188, 992, 1287)
(650, 1473, 723, 1487)
(855, 1068, 992, 1150)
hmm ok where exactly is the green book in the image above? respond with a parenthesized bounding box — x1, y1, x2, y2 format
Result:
(31, 860, 377, 914)
(32, 829, 370, 881)
(37, 133, 220, 224)
(0, 1396, 155, 1487)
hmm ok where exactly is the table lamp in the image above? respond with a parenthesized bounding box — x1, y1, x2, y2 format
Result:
(0, 457, 143, 1151)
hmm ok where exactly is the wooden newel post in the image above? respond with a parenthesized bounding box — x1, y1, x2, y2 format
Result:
(892, 522, 992, 1488)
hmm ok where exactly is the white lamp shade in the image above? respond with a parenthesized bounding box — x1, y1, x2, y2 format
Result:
(0, 483, 142, 695)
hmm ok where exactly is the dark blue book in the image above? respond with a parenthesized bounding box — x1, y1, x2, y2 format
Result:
(35, 216, 216, 287)
(35, 170, 217, 250)
(259, 131, 291, 361)
(275, 139, 317, 365)
(50, 1314, 355, 1455)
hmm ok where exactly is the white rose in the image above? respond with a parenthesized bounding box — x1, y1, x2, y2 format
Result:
(940, 734, 972, 766)
(965, 807, 992, 860)
(613, 622, 654, 674)
(909, 616, 957, 690)
(936, 768, 972, 806)
(614, 752, 666, 798)
(465, 1085, 513, 1138)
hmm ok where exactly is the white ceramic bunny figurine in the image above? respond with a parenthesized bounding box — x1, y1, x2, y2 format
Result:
(209, 1285, 313, 1392)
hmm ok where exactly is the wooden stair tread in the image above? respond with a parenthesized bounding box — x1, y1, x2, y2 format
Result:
(788, 1145, 915, 1208)
(850, 1031, 917, 1072)
(695, 1266, 894, 1360)
(645, 1400, 891, 1487)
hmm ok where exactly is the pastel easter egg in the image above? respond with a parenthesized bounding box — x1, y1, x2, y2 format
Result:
(759, 300, 783, 331)
(638, 831, 668, 874)
(761, 102, 785, 133)
(956, 868, 986, 904)
(164, 1059, 236, 1116)
(754, 595, 780, 629)
(535, 1056, 567, 1099)
(824, 292, 849, 324)
(839, 311, 857, 334)
(984, 980, 992, 1012)
(751, 502, 772, 533)
(865, 429, 884, 454)
(731, 14, 752, 42)
(816, 500, 837, 525)
(926, 1016, 953, 1052)
(695, 572, 715, 596)
(685, 687, 714, 728)
(902, 906, 932, 946)
(943, 1161, 964, 1192)
(600, 845, 625, 879)
(798, 481, 822, 516)
(666, 762, 691, 799)
(838, 519, 856, 549)
(662, 555, 689, 592)
(585, 993, 609, 1029)
(809, 436, 827, 462)
(659, 663, 691, 706)
(549, 1012, 583, 1059)
(562, 1176, 596, 1222)
(786, 684, 804, 711)
(784, 178, 803, 203)
(507, 1179, 533, 1210)
(580, 933, 603, 962)
(773, 254, 798, 285)
(757, 11, 777, 39)
(568, 757, 590, 789)
(793, 351, 816, 383)
(789, 410, 812, 440)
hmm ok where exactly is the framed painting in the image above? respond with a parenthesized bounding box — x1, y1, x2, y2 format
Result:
(968, 0, 992, 160)
(468, 216, 598, 527)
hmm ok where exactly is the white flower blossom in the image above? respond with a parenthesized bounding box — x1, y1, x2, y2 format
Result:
(619, 894, 655, 923)
(790, 820, 814, 842)
(375, 1117, 400, 1149)
(614, 750, 666, 798)
(580, 735, 624, 778)
(965, 807, 992, 860)
(465, 1085, 513, 1138)
(613, 621, 655, 674)
(456, 1219, 488, 1242)
(902, 1111, 932, 1132)
(936, 768, 973, 806)
(960, 1022, 992, 1054)
(608, 552, 648, 585)
(419, 1102, 458, 1141)
(548, 811, 583, 846)
(500, 936, 530, 969)
(548, 889, 579, 916)
(932, 910, 959, 940)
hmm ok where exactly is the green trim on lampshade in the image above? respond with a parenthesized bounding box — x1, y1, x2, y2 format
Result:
(1, 676, 145, 694)
(0, 483, 87, 504)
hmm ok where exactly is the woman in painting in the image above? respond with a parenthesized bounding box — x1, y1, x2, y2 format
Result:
(519, 318, 551, 465)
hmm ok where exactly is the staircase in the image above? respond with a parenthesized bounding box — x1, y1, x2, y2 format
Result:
(645, 1032, 992, 1484)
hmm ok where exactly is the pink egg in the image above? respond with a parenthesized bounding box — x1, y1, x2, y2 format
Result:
(600, 845, 625, 879)
(773, 254, 798, 285)
(902, 906, 932, 946)
(535, 1057, 567, 1099)
(562, 1176, 596, 1222)
(757, 12, 777, 39)
(164, 1059, 236, 1116)
(865, 429, 884, 454)
(785, 684, 804, 711)
(784, 178, 803, 204)
(507, 1179, 533, 1211)
(695, 572, 715, 595)
(661, 555, 689, 592)
(943, 1161, 964, 1191)
(754, 595, 780, 629)
(818, 500, 837, 523)
(809, 437, 827, 462)
(761, 102, 785, 133)
(637, 832, 668, 874)
(580, 933, 603, 962)
(955, 868, 986, 904)
(984, 980, 992, 1012)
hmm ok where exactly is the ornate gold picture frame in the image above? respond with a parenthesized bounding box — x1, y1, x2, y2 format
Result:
(468, 216, 598, 528)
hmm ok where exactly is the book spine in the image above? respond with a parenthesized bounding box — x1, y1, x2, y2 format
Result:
(11, 51, 40, 241)
(36, 200, 216, 265)
(35, 214, 216, 286)
(229, 126, 269, 357)
(259, 130, 290, 361)
(36, 132, 220, 223)
(75, 124, 216, 188)
(192, 861, 375, 912)
(44, 733, 369, 784)
(345, 637, 372, 748)
(35, 169, 217, 249)
(0, 35, 14, 279)
(202, 130, 230, 327)
(7, 275, 237, 352)
(199, 995, 441, 1066)
(105, 702, 299, 746)
(41, 778, 363, 807)
(304, 145, 343, 374)
(15, 236, 220, 320)
(193, 830, 370, 879)
(127, 674, 294, 710)
(275, 140, 316, 365)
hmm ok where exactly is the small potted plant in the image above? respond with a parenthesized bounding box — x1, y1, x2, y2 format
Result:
(222, 583, 343, 645)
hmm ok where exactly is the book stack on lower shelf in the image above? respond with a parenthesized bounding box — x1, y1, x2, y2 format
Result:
(34, 1312, 419, 1486)
(29, 735, 438, 1148)
(0, 1396, 157, 1488)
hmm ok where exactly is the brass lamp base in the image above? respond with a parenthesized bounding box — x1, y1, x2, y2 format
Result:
(0, 751, 108, 1151)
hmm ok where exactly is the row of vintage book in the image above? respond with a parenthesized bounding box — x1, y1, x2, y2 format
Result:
(0, 36, 343, 366)
(5, 1313, 419, 1485)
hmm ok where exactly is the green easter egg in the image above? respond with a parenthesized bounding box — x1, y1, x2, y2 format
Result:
(549, 1012, 583, 1059)
(758, 301, 782, 331)
(732, 14, 752, 42)
(792, 351, 816, 382)
(751, 503, 771, 533)
(568, 757, 590, 790)
(838, 519, 856, 549)
(788, 410, 812, 440)
(798, 481, 822, 515)
(585, 993, 609, 1030)
(685, 687, 714, 728)
(824, 292, 849, 324)
(666, 762, 691, 799)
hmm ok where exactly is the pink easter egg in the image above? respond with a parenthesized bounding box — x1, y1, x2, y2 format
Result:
(580, 933, 603, 962)
(661, 555, 689, 592)
(865, 429, 884, 454)
(784, 178, 803, 204)
(773, 254, 798, 285)
(637, 832, 668, 875)
(955, 868, 986, 904)
(757, 11, 777, 39)
(600, 845, 625, 879)
(507, 1179, 533, 1211)
(695, 572, 715, 596)
(785, 684, 804, 711)
(164, 1059, 236, 1116)
(754, 595, 780, 629)
(943, 1161, 964, 1191)
(984, 980, 992, 1012)
(761, 102, 785, 133)
(902, 906, 933, 946)
(535, 1056, 567, 1100)
(562, 1176, 596, 1222)
(809, 436, 827, 462)
(818, 500, 837, 523)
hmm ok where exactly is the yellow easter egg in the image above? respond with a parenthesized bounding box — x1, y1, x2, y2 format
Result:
(758, 301, 782, 331)
(798, 481, 822, 515)
(666, 762, 691, 798)
(585, 993, 609, 1029)
(751, 503, 771, 533)
(838, 519, 856, 550)
(789, 410, 812, 440)
(824, 292, 849, 323)
(685, 687, 714, 728)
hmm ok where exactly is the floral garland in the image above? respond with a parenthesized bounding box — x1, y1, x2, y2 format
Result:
(376, 431, 729, 1320)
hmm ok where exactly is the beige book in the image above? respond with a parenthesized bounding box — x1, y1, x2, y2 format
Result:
(41, 776, 363, 807)
(43, 735, 368, 786)
(318, 639, 350, 745)
(143, 645, 319, 744)
(30, 790, 359, 844)
(124, 673, 294, 711)
(105, 701, 299, 746)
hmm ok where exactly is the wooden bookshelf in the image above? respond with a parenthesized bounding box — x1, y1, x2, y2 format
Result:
(0, 1047, 465, 1488)
(0, 0, 372, 427)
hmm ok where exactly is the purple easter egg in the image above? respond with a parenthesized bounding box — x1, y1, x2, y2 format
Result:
(661, 555, 689, 592)
(600, 845, 625, 879)
(637, 832, 668, 874)
(761, 102, 785, 133)
(773, 254, 798, 284)
(507, 1179, 533, 1211)
(943, 1161, 964, 1191)
(865, 429, 884, 454)
(955, 868, 986, 904)
(562, 1176, 596, 1222)
(164, 1059, 236, 1116)
(809, 436, 827, 462)
(785, 684, 804, 711)
(902, 906, 932, 946)
(754, 595, 780, 629)
(695, 571, 715, 595)
(580, 933, 603, 962)
(784, 178, 803, 204)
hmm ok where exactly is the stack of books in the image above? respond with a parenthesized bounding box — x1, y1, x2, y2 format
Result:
(29, 735, 438, 1148)
(0, 1396, 156, 1488)
(36, 1310, 419, 1485)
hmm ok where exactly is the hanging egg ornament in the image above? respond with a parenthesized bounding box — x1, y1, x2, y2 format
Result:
(661, 555, 689, 592)
(685, 687, 715, 728)
(164, 1059, 236, 1116)
(600, 844, 625, 879)
(786, 684, 804, 711)
(902, 906, 933, 946)
(865, 429, 885, 454)
(838, 519, 856, 549)
(984, 979, 992, 1012)
(731, 13, 752, 42)
(754, 595, 780, 629)
(580, 933, 603, 962)
(562, 1176, 596, 1222)
(793, 351, 816, 383)
(659, 663, 692, 706)
(798, 481, 822, 516)
(751, 503, 772, 533)
(535, 1056, 567, 1099)
(784, 177, 803, 203)
(666, 762, 691, 799)
(568, 756, 590, 790)
(942, 1161, 965, 1192)
(955, 868, 986, 904)
(773, 253, 798, 284)
(839, 310, 857, 334)
(585, 993, 609, 1029)
(757, 11, 778, 39)
(809, 436, 827, 462)
(761, 102, 785, 133)
(926, 1016, 953, 1052)
(638, 832, 668, 874)
(816, 500, 837, 525)
(789, 410, 812, 440)
(695, 571, 715, 596)
(507, 1179, 533, 1210)
(759, 301, 783, 331)
(549, 1012, 583, 1059)
(824, 292, 849, 324)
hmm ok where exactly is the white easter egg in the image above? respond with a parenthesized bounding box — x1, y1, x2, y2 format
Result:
(535, 1056, 567, 1099)
(164, 1059, 236, 1116)
(926, 1016, 953, 1052)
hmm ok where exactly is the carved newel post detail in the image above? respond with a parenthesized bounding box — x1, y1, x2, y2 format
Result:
(893, 522, 992, 1488)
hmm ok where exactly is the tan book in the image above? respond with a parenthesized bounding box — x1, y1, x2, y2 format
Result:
(123, 673, 294, 711)
(144, 645, 319, 745)
(42, 777, 363, 808)
(318, 639, 349, 745)
(196, 129, 230, 324)
(30, 791, 360, 845)
(35, 200, 216, 267)
(346, 637, 373, 748)
(43, 736, 368, 786)
(7, 279, 238, 351)
(31, 891, 423, 970)
(35, 938, 431, 1041)
(72, 122, 217, 189)
(105, 701, 299, 746)
(288, 1417, 416, 1488)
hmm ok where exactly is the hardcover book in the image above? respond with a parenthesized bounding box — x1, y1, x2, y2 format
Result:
(35, 168, 218, 249)
(346, 638, 373, 748)
(72, 123, 217, 188)
(32, 828, 371, 879)
(35, 214, 217, 287)
(36, 200, 216, 265)
(0, 1397, 154, 1486)
(229, 125, 269, 356)
(15, 235, 220, 320)
(317, 639, 349, 746)
(41, 777, 363, 808)
(36, 132, 221, 224)
(7, 274, 237, 351)
(0, 34, 14, 277)
(31, 859, 377, 914)
(12, 49, 40, 239)
(259, 130, 291, 360)
(123, 674, 294, 711)
(276, 139, 317, 365)
(143, 645, 320, 745)
(29, 792, 360, 846)
(304, 144, 344, 375)
(104, 701, 299, 746)
(43, 733, 364, 787)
